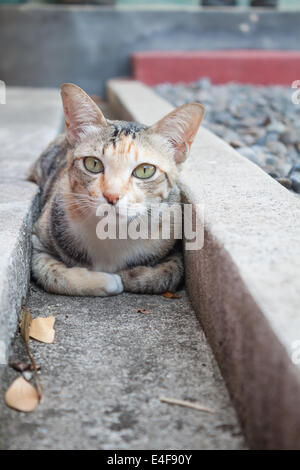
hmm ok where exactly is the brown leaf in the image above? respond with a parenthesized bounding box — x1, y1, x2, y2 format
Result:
(136, 308, 151, 314)
(162, 292, 181, 299)
(5, 377, 40, 412)
(29, 316, 55, 344)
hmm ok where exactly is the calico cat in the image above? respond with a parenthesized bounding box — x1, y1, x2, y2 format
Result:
(29, 84, 204, 296)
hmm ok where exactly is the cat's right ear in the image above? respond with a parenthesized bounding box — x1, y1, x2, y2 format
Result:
(147, 103, 205, 164)
(61, 83, 107, 145)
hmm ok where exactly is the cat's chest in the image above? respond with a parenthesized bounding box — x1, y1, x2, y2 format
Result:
(92, 238, 152, 272)
(69, 216, 166, 273)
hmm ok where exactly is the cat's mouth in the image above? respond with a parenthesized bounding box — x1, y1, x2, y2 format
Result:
(116, 203, 148, 220)
(96, 201, 148, 223)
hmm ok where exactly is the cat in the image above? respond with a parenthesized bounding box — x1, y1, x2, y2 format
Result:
(28, 83, 204, 296)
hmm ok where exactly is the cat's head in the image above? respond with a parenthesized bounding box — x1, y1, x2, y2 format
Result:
(61, 83, 204, 218)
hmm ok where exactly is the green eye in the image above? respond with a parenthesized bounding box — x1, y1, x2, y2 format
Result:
(133, 163, 156, 179)
(83, 157, 104, 174)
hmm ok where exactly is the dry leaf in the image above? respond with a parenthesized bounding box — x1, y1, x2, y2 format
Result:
(5, 376, 39, 412)
(29, 316, 55, 344)
(159, 396, 215, 414)
(162, 292, 181, 299)
(136, 308, 151, 314)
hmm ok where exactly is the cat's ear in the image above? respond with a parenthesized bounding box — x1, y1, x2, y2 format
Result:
(61, 83, 107, 145)
(148, 103, 205, 164)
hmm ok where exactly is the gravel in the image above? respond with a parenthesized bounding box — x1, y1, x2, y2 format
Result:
(154, 78, 300, 193)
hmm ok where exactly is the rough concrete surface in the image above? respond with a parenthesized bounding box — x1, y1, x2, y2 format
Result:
(0, 285, 245, 450)
(0, 88, 62, 362)
(107, 80, 300, 449)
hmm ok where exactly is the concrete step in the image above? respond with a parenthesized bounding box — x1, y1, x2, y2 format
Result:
(0, 87, 62, 364)
(0, 284, 245, 450)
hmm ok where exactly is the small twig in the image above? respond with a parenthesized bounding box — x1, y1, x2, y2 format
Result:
(159, 396, 215, 414)
(20, 308, 43, 399)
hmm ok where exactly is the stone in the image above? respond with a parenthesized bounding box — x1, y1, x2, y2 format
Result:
(280, 130, 299, 146)
(229, 139, 244, 149)
(265, 153, 276, 165)
(214, 111, 233, 125)
(243, 134, 256, 146)
(267, 141, 287, 157)
(237, 147, 258, 164)
(288, 163, 300, 175)
(195, 90, 214, 104)
(275, 177, 293, 189)
(290, 172, 300, 193)
(286, 148, 299, 165)
(267, 121, 286, 134)
(265, 131, 279, 143)
(254, 135, 267, 146)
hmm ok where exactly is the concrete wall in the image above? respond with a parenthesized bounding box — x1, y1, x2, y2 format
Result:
(0, 6, 300, 95)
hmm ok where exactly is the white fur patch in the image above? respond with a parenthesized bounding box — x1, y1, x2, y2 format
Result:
(105, 273, 123, 295)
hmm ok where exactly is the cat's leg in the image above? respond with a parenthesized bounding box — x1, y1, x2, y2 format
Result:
(119, 251, 184, 294)
(31, 234, 123, 296)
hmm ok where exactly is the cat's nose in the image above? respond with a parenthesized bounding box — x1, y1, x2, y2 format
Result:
(103, 193, 120, 205)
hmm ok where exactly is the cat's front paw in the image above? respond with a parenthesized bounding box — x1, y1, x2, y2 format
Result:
(105, 273, 124, 295)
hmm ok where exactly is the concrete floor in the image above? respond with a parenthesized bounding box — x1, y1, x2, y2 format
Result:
(0, 284, 245, 450)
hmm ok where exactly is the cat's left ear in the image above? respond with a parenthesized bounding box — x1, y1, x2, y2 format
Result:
(61, 83, 108, 145)
(148, 103, 205, 164)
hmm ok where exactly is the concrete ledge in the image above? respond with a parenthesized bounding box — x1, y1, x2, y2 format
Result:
(107, 79, 300, 449)
(0, 183, 39, 362)
(0, 88, 62, 363)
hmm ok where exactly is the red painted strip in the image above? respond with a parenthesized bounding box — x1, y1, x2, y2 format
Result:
(132, 51, 300, 86)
